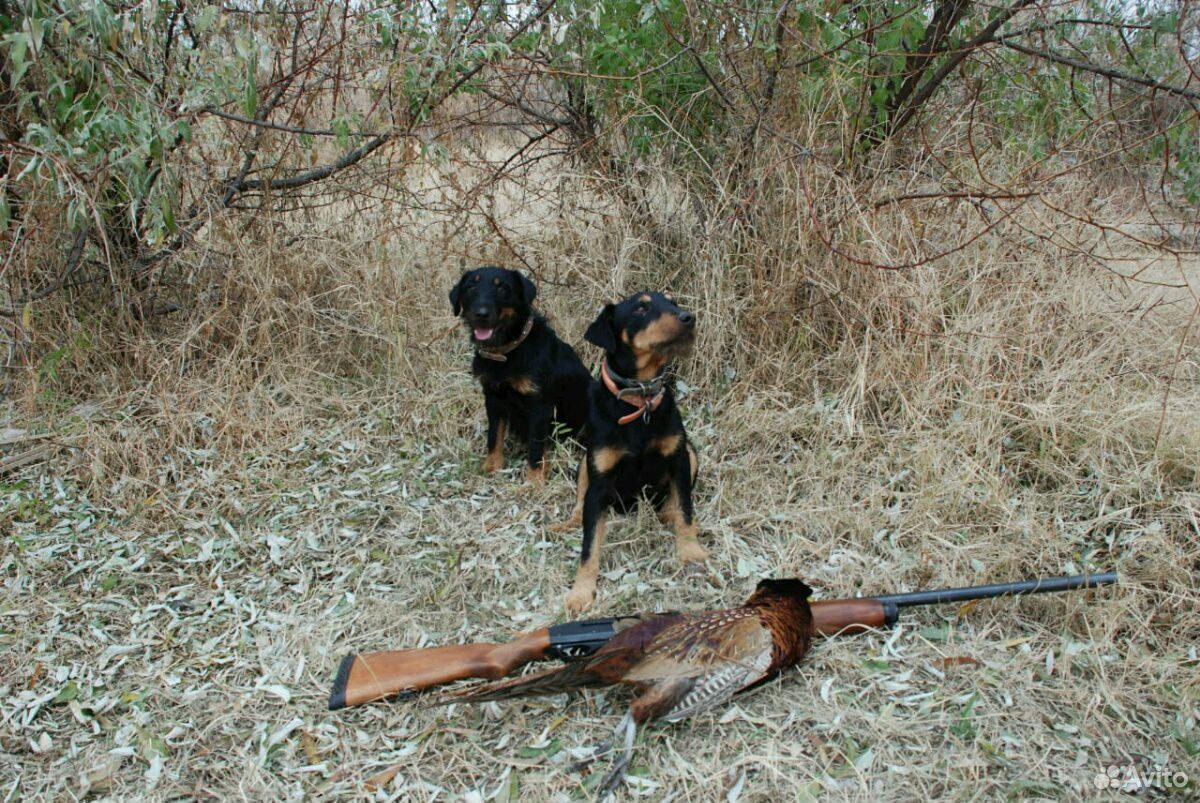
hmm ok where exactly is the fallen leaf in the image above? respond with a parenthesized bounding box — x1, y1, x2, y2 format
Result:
(301, 731, 321, 765)
(517, 738, 561, 758)
(364, 763, 403, 792)
(933, 656, 980, 669)
(28, 661, 44, 690)
(259, 684, 292, 703)
(726, 769, 746, 803)
(80, 755, 126, 793)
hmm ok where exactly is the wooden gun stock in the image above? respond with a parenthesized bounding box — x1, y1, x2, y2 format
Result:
(329, 629, 551, 710)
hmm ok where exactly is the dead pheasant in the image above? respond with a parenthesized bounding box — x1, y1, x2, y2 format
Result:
(440, 578, 814, 798)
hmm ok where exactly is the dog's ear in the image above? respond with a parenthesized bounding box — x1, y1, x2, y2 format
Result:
(584, 304, 617, 352)
(449, 272, 470, 316)
(512, 270, 537, 306)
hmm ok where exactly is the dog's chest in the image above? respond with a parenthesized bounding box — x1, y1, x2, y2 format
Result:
(477, 369, 540, 398)
(599, 434, 680, 471)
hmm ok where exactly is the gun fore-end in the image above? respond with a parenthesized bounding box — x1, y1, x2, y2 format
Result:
(328, 629, 552, 710)
(810, 598, 900, 636)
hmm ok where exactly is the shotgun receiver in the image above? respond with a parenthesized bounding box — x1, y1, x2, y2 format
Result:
(329, 572, 1117, 710)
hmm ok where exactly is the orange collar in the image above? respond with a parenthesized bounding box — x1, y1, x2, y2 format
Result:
(601, 360, 665, 425)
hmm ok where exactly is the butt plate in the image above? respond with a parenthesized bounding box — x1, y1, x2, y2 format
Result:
(328, 654, 355, 711)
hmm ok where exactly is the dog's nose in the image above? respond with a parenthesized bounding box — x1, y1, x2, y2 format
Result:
(473, 305, 493, 319)
(677, 311, 695, 326)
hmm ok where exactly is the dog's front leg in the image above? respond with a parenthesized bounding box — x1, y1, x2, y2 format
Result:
(564, 474, 609, 615)
(665, 444, 708, 565)
(482, 394, 506, 474)
(525, 399, 552, 484)
(564, 448, 625, 613)
(550, 457, 587, 533)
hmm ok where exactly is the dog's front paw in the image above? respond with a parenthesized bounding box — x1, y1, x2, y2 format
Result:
(549, 512, 582, 533)
(482, 452, 505, 474)
(526, 462, 547, 485)
(676, 539, 710, 566)
(563, 584, 596, 615)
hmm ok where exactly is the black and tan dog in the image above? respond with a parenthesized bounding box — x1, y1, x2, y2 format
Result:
(557, 291, 708, 613)
(450, 266, 592, 482)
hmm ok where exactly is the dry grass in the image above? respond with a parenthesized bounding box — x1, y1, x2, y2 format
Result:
(2, 137, 1199, 802)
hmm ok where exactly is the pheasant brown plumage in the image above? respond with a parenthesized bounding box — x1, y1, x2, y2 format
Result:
(441, 578, 814, 798)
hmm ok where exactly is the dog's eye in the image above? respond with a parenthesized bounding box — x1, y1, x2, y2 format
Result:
(634, 302, 648, 314)
(497, 286, 510, 297)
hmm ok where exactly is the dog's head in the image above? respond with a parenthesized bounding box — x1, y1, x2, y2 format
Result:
(449, 267, 537, 345)
(585, 291, 695, 378)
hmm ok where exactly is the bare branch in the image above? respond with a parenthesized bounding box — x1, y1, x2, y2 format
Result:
(991, 34, 1200, 101)
(231, 0, 559, 196)
(885, 0, 1039, 141)
(198, 106, 382, 138)
(0, 227, 88, 316)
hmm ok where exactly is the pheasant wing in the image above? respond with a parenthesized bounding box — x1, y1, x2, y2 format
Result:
(622, 610, 772, 684)
(438, 612, 686, 705)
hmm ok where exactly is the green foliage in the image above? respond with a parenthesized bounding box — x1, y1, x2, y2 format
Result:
(950, 693, 979, 741)
(3, 1, 198, 247)
(548, 0, 725, 149)
(1, 0, 1195, 338)
(520, 0, 1195, 192)
(1164, 123, 1200, 205)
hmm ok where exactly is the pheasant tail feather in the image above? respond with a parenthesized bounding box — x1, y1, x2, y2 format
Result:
(437, 661, 601, 705)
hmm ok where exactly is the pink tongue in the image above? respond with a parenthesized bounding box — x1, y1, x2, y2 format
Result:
(474, 327, 495, 341)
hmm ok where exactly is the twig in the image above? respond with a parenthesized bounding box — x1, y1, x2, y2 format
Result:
(885, 0, 1039, 141)
(1154, 299, 1200, 450)
(233, 0, 559, 195)
(198, 106, 380, 138)
(871, 190, 1037, 210)
(0, 228, 89, 317)
(0, 442, 57, 475)
(990, 34, 1200, 101)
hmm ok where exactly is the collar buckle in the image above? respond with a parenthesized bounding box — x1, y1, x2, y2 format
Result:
(601, 359, 668, 426)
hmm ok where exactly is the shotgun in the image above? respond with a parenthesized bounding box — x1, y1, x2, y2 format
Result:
(328, 572, 1117, 710)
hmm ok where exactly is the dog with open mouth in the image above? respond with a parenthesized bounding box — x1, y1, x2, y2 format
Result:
(555, 290, 708, 613)
(449, 266, 593, 483)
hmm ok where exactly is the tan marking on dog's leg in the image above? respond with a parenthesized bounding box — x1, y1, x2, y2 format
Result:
(508, 376, 539, 395)
(666, 485, 708, 565)
(650, 434, 681, 457)
(564, 515, 606, 614)
(591, 447, 627, 475)
(657, 443, 695, 524)
(482, 418, 506, 473)
(526, 460, 547, 485)
(550, 460, 587, 533)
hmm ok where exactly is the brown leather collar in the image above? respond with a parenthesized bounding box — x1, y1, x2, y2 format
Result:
(601, 359, 665, 425)
(476, 316, 534, 362)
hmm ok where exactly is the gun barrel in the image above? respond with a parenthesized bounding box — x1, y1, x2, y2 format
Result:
(873, 572, 1118, 608)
